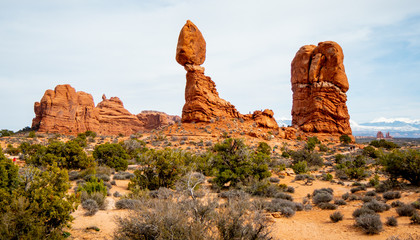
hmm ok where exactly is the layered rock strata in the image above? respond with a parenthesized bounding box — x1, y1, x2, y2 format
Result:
(291, 41, 352, 136)
(32, 84, 179, 135)
(176, 20, 278, 129)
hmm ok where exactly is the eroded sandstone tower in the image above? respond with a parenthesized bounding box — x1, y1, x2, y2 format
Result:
(291, 41, 352, 136)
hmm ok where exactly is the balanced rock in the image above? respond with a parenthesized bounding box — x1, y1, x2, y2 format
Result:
(176, 20, 241, 123)
(291, 41, 352, 136)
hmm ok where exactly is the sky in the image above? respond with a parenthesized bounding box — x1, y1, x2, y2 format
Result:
(1, 0, 420, 131)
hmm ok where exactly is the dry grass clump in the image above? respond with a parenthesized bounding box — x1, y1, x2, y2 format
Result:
(330, 211, 344, 223)
(355, 213, 383, 235)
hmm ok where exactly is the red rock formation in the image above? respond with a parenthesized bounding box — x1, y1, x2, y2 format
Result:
(291, 41, 352, 136)
(96, 96, 144, 135)
(33, 85, 180, 135)
(137, 111, 181, 130)
(32, 84, 100, 134)
(176, 20, 278, 129)
(177, 20, 241, 123)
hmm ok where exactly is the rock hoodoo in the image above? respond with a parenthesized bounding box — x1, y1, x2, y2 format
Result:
(176, 20, 241, 123)
(32, 84, 180, 135)
(291, 41, 352, 136)
(176, 20, 278, 129)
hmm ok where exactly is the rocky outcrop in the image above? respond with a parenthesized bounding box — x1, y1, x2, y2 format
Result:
(33, 85, 179, 135)
(291, 41, 352, 136)
(96, 96, 145, 135)
(177, 20, 241, 123)
(32, 84, 100, 134)
(176, 20, 278, 129)
(137, 111, 181, 130)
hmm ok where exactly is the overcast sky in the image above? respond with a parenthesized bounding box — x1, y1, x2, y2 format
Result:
(1, 0, 420, 131)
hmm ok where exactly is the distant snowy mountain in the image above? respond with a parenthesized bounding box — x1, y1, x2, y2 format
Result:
(277, 117, 420, 138)
(351, 118, 420, 138)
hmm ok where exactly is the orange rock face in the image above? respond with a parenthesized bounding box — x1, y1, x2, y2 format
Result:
(32, 84, 100, 134)
(176, 20, 206, 66)
(291, 41, 352, 136)
(32, 85, 179, 135)
(176, 20, 278, 129)
(176, 20, 241, 123)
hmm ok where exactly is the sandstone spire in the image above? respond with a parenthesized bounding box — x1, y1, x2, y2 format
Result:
(291, 41, 352, 136)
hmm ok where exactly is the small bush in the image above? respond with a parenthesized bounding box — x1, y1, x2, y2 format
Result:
(313, 192, 333, 205)
(274, 192, 293, 201)
(348, 194, 360, 201)
(266, 199, 298, 212)
(365, 191, 377, 197)
(82, 199, 99, 216)
(383, 191, 401, 200)
(292, 161, 308, 174)
(334, 199, 347, 206)
(318, 202, 337, 210)
(115, 199, 142, 210)
(386, 216, 398, 226)
(410, 212, 420, 225)
(351, 186, 366, 193)
(342, 193, 350, 200)
(219, 189, 249, 199)
(396, 204, 416, 217)
(113, 191, 122, 198)
(330, 211, 344, 222)
(411, 200, 420, 210)
(285, 186, 295, 193)
(113, 171, 135, 180)
(269, 177, 280, 183)
(353, 207, 376, 218)
(364, 200, 390, 213)
(391, 200, 404, 208)
(355, 213, 383, 234)
(280, 207, 295, 218)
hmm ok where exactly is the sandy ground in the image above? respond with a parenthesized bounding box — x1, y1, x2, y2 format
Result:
(67, 173, 420, 240)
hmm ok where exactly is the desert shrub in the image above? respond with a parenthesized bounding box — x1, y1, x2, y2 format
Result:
(365, 191, 377, 197)
(411, 200, 420, 209)
(129, 148, 185, 191)
(113, 171, 135, 180)
(334, 199, 347, 205)
(149, 187, 174, 199)
(115, 199, 142, 210)
(280, 207, 295, 218)
(375, 181, 393, 193)
(362, 146, 380, 159)
(410, 212, 420, 224)
(110, 180, 116, 185)
(340, 135, 352, 145)
(81, 191, 106, 209)
(335, 155, 368, 180)
(210, 138, 271, 188)
(26, 140, 91, 169)
(82, 199, 99, 216)
(0, 162, 77, 239)
(368, 174, 380, 187)
(93, 143, 129, 171)
(370, 139, 399, 150)
(383, 191, 401, 200)
(396, 204, 416, 217)
(342, 192, 350, 200)
(379, 149, 420, 186)
(318, 202, 337, 210)
(351, 185, 366, 193)
(113, 191, 122, 197)
(386, 216, 398, 226)
(356, 213, 383, 234)
(219, 189, 249, 199)
(285, 186, 295, 193)
(294, 174, 314, 181)
(304, 136, 320, 151)
(274, 192, 293, 201)
(120, 139, 147, 158)
(0, 129, 14, 137)
(353, 207, 376, 218)
(321, 173, 333, 181)
(256, 142, 271, 155)
(330, 211, 344, 222)
(266, 199, 298, 212)
(391, 200, 404, 208)
(269, 177, 280, 183)
(290, 149, 323, 167)
(312, 188, 333, 205)
(361, 196, 375, 203)
(334, 154, 346, 164)
(363, 200, 390, 212)
(292, 161, 308, 174)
